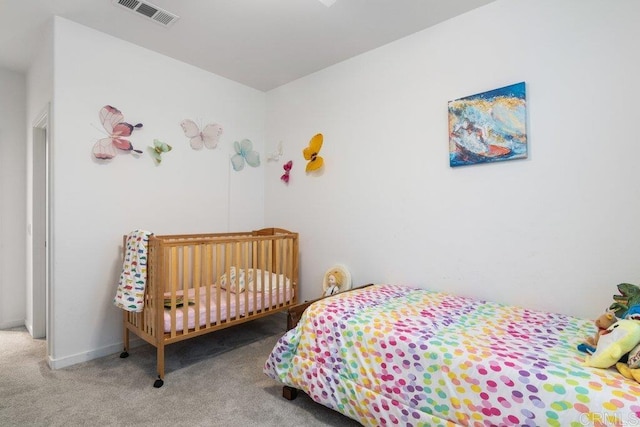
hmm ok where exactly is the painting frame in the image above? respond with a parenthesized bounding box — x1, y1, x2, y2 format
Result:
(448, 82, 527, 167)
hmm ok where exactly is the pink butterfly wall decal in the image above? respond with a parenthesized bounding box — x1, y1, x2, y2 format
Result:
(281, 160, 293, 183)
(92, 105, 143, 159)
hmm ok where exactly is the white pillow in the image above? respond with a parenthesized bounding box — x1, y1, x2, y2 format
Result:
(218, 266, 249, 293)
(249, 271, 289, 292)
(218, 267, 289, 293)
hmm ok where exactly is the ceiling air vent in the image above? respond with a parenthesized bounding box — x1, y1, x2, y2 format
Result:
(112, 0, 180, 28)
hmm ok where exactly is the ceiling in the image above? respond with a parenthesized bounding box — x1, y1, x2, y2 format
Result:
(0, 0, 495, 91)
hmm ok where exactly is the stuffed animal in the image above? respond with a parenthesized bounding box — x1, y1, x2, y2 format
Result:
(321, 265, 351, 297)
(616, 340, 640, 382)
(585, 311, 617, 347)
(624, 304, 640, 321)
(616, 362, 640, 382)
(323, 269, 345, 297)
(584, 319, 640, 369)
(609, 283, 640, 318)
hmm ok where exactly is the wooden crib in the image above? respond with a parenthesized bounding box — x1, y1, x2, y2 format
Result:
(119, 227, 298, 387)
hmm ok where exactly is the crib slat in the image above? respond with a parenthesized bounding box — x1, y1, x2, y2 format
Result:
(181, 246, 188, 335)
(250, 241, 256, 314)
(260, 239, 267, 311)
(205, 243, 213, 329)
(193, 244, 201, 331)
(243, 241, 249, 316)
(234, 241, 241, 321)
(214, 243, 221, 325)
(171, 246, 178, 337)
(225, 243, 232, 324)
(274, 239, 280, 307)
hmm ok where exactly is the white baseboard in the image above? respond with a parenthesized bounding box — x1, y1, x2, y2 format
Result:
(47, 337, 145, 370)
(0, 319, 26, 330)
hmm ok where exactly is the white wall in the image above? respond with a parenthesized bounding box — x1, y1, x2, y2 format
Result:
(46, 17, 266, 367)
(9, 0, 637, 368)
(265, 0, 640, 319)
(25, 19, 53, 341)
(0, 68, 26, 329)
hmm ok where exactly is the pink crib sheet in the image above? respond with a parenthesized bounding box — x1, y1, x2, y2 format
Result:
(163, 285, 292, 332)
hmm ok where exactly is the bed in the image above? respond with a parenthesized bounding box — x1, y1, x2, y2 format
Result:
(119, 227, 298, 387)
(264, 284, 640, 426)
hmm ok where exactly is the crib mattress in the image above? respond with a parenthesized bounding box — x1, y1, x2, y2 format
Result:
(164, 285, 292, 332)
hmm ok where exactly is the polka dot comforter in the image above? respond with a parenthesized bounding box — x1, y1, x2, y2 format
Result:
(264, 284, 640, 427)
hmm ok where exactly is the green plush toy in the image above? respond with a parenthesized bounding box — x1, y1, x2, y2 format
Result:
(584, 319, 640, 369)
(609, 283, 640, 318)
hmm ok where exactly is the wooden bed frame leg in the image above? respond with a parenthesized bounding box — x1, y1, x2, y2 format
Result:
(282, 386, 299, 400)
(154, 344, 165, 388)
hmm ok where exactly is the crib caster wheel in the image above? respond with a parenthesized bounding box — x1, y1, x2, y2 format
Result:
(120, 351, 129, 358)
(153, 377, 164, 388)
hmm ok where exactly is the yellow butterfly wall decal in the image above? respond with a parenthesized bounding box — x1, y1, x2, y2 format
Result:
(303, 133, 324, 172)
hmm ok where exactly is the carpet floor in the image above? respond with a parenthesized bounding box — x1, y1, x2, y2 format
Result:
(0, 312, 361, 426)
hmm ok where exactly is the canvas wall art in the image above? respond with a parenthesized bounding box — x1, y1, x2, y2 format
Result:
(448, 82, 527, 167)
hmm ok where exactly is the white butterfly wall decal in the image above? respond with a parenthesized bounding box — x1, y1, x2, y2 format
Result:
(267, 141, 283, 161)
(180, 119, 223, 149)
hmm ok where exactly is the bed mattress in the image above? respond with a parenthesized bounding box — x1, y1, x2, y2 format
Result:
(264, 284, 640, 426)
